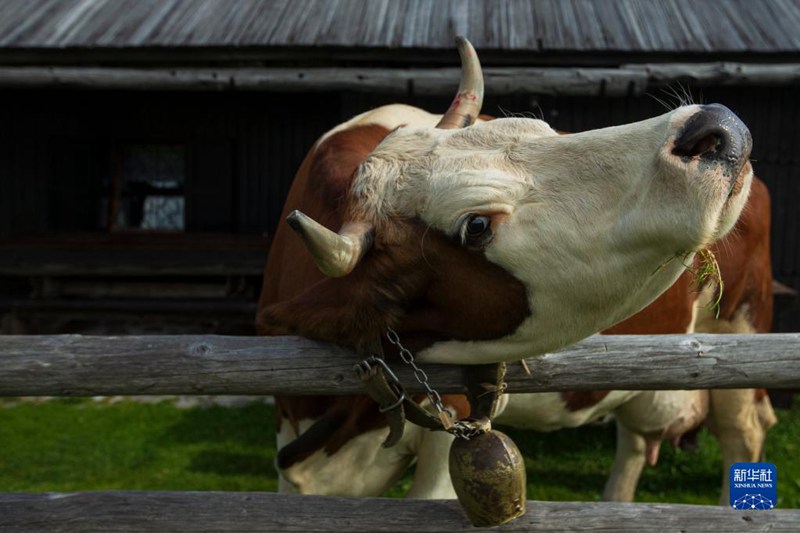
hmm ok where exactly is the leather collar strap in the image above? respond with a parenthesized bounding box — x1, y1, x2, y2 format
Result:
(356, 355, 408, 448)
(356, 354, 445, 447)
(464, 362, 508, 420)
(356, 337, 508, 448)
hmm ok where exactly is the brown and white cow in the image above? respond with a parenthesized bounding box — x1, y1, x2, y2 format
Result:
(257, 40, 755, 499)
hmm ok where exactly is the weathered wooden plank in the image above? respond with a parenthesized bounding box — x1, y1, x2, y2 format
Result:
(0, 63, 796, 96)
(1, 333, 799, 397)
(2, 0, 800, 53)
(0, 492, 797, 532)
(0, 298, 256, 316)
(0, 246, 266, 276)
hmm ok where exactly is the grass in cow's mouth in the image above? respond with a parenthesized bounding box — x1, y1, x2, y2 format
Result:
(1, 396, 798, 507)
(654, 249, 724, 318)
(694, 249, 724, 318)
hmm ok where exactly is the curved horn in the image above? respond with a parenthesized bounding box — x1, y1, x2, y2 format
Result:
(436, 36, 484, 129)
(286, 210, 374, 277)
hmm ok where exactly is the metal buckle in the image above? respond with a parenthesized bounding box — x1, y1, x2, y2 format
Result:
(355, 355, 406, 413)
(378, 390, 406, 413)
(355, 355, 400, 382)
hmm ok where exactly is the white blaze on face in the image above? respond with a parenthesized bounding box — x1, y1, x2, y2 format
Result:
(352, 105, 752, 364)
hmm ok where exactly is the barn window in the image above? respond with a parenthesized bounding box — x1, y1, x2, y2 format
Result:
(108, 144, 186, 231)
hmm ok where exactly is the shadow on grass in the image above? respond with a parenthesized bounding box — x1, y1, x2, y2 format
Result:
(500, 422, 617, 457)
(157, 403, 279, 481)
(162, 403, 275, 447)
(187, 450, 278, 477)
(525, 468, 610, 494)
(501, 421, 722, 502)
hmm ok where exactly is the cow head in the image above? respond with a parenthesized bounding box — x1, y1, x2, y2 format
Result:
(259, 38, 753, 365)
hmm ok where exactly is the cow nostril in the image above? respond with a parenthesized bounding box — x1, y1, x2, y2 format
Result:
(671, 103, 752, 164)
(672, 131, 722, 158)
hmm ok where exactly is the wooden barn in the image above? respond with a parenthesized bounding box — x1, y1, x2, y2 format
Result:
(0, 0, 799, 335)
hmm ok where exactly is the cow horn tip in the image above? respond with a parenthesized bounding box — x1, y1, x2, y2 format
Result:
(285, 210, 373, 278)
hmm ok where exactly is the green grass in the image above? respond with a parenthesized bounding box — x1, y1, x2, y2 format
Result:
(0, 399, 277, 492)
(503, 423, 726, 504)
(1, 397, 798, 508)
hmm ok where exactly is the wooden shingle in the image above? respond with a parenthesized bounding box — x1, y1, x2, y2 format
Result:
(0, 0, 798, 55)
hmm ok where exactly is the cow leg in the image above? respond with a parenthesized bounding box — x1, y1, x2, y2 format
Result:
(602, 420, 647, 502)
(276, 415, 309, 494)
(405, 428, 458, 499)
(707, 389, 778, 505)
(605, 389, 707, 501)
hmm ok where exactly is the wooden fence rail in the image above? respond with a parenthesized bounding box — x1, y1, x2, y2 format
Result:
(1, 63, 799, 96)
(2, 333, 799, 532)
(1, 492, 798, 532)
(1, 333, 799, 397)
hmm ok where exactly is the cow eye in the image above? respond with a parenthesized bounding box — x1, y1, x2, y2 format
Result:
(467, 215, 490, 236)
(461, 214, 492, 246)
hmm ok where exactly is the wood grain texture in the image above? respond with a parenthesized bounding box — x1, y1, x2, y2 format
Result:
(0, 0, 798, 54)
(0, 234, 268, 276)
(0, 492, 797, 532)
(0, 64, 797, 95)
(1, 333, 798, 397)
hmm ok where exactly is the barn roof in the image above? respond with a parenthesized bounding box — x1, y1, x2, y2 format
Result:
(0, 0, 799, 64)
(1, 0, 799, 95)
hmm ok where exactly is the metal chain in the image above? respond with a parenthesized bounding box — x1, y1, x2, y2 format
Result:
(385, 327, 483, 440)
(386, 327, 447, 415)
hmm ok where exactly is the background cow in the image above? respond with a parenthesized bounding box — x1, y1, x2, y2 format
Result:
(257, 40, 756, 499)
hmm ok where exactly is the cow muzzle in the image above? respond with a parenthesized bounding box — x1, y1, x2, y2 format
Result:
(671, 104, 752, 195)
